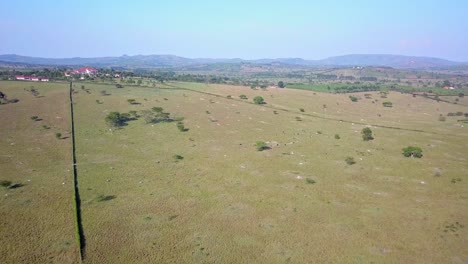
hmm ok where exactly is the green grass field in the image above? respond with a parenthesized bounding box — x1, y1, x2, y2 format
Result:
(286, 82, 465, 96)
(1, 80, 467, 263)
(0, 81, 80, 263)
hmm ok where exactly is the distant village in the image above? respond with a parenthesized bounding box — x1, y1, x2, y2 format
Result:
(14, 67, 122, 82)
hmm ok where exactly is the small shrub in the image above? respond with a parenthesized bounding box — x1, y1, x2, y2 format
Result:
(438, 115, 446, 122)
(173, 154, 184, 161)
(345, 156, 356, 165)
(177, 122, 188, 132)
(306, 178, 316, 184)
(115, 84, 124, 88)
(205, 110, 210, 114)
(316, 131, 322, 135)
(152, 107, 163, 113)
(299, 108, 305, 112)
(0, 180, 12, 187)
(295, 116, 302, 121)
(128, 110, 139, 118)
(382, 101, 393, 107)
(451, 178, 462, 183)
(239, 94, 248, 100)
(255, 141, 268, 151)
(30, 116, 39, 121)
(42, 125, 50, 129)
(227, 95, 232, 99)
(55, 132, 62, 139)
(334, 134, 340, 139)
(273, 111, 278, 115)
(349, 96, 358, 102)
(402, 146, 423, 158)
(127, 99, 137, 105)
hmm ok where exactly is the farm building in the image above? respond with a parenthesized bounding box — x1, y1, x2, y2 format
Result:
(15, 75, 49, 82)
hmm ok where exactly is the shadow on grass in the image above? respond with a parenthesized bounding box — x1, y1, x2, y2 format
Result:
(96, 195, 116, 202)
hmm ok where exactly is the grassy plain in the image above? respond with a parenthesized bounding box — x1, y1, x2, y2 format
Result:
(1, 80, 467, 263)
(72, 81, 467, 263)
(0, 81, 80, 263)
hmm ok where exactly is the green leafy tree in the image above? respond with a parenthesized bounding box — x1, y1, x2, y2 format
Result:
(278, 81, 285, 88)
(253, 96, 265, 104)
(361, 127, 373, 141)
(105, 112, 128, 127)
(402, 146, 423, 158)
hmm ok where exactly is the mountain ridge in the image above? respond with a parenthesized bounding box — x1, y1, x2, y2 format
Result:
(0, 53, 464, 69)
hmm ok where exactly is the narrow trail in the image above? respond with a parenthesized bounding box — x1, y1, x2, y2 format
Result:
(69, 82, 86, 261)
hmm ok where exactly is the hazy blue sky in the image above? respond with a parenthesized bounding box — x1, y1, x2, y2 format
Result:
(1, 0, 467, 61)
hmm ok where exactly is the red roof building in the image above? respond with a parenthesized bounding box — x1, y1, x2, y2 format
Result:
(71, 67, 98, 75)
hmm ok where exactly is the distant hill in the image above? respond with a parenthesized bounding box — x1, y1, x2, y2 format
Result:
(0, 54, 464, 69)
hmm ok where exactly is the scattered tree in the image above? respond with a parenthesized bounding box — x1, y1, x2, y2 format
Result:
(253, 96, 265, 104)
(402, 146, 423, 158)
(105, 112, 129, 127)
(278, 81, 285, 88)
(361, 127, 373, 141)
(55, 132, 62, 139)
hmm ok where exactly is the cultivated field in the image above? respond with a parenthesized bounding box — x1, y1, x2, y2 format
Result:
(1, 80, 467, 263)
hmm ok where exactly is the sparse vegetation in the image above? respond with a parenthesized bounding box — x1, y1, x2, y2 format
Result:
(255, 141, 268, 151)
(349, 95, 358, 102)
(0, 180, 12, 187)
(173, 154, 184, 161)
(239, 94, 248, 100)
(382, 101, 393, 107)
(306, 178, 316, 184)
(402, 146, 423, 158)
(345, 156, 356, 165)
